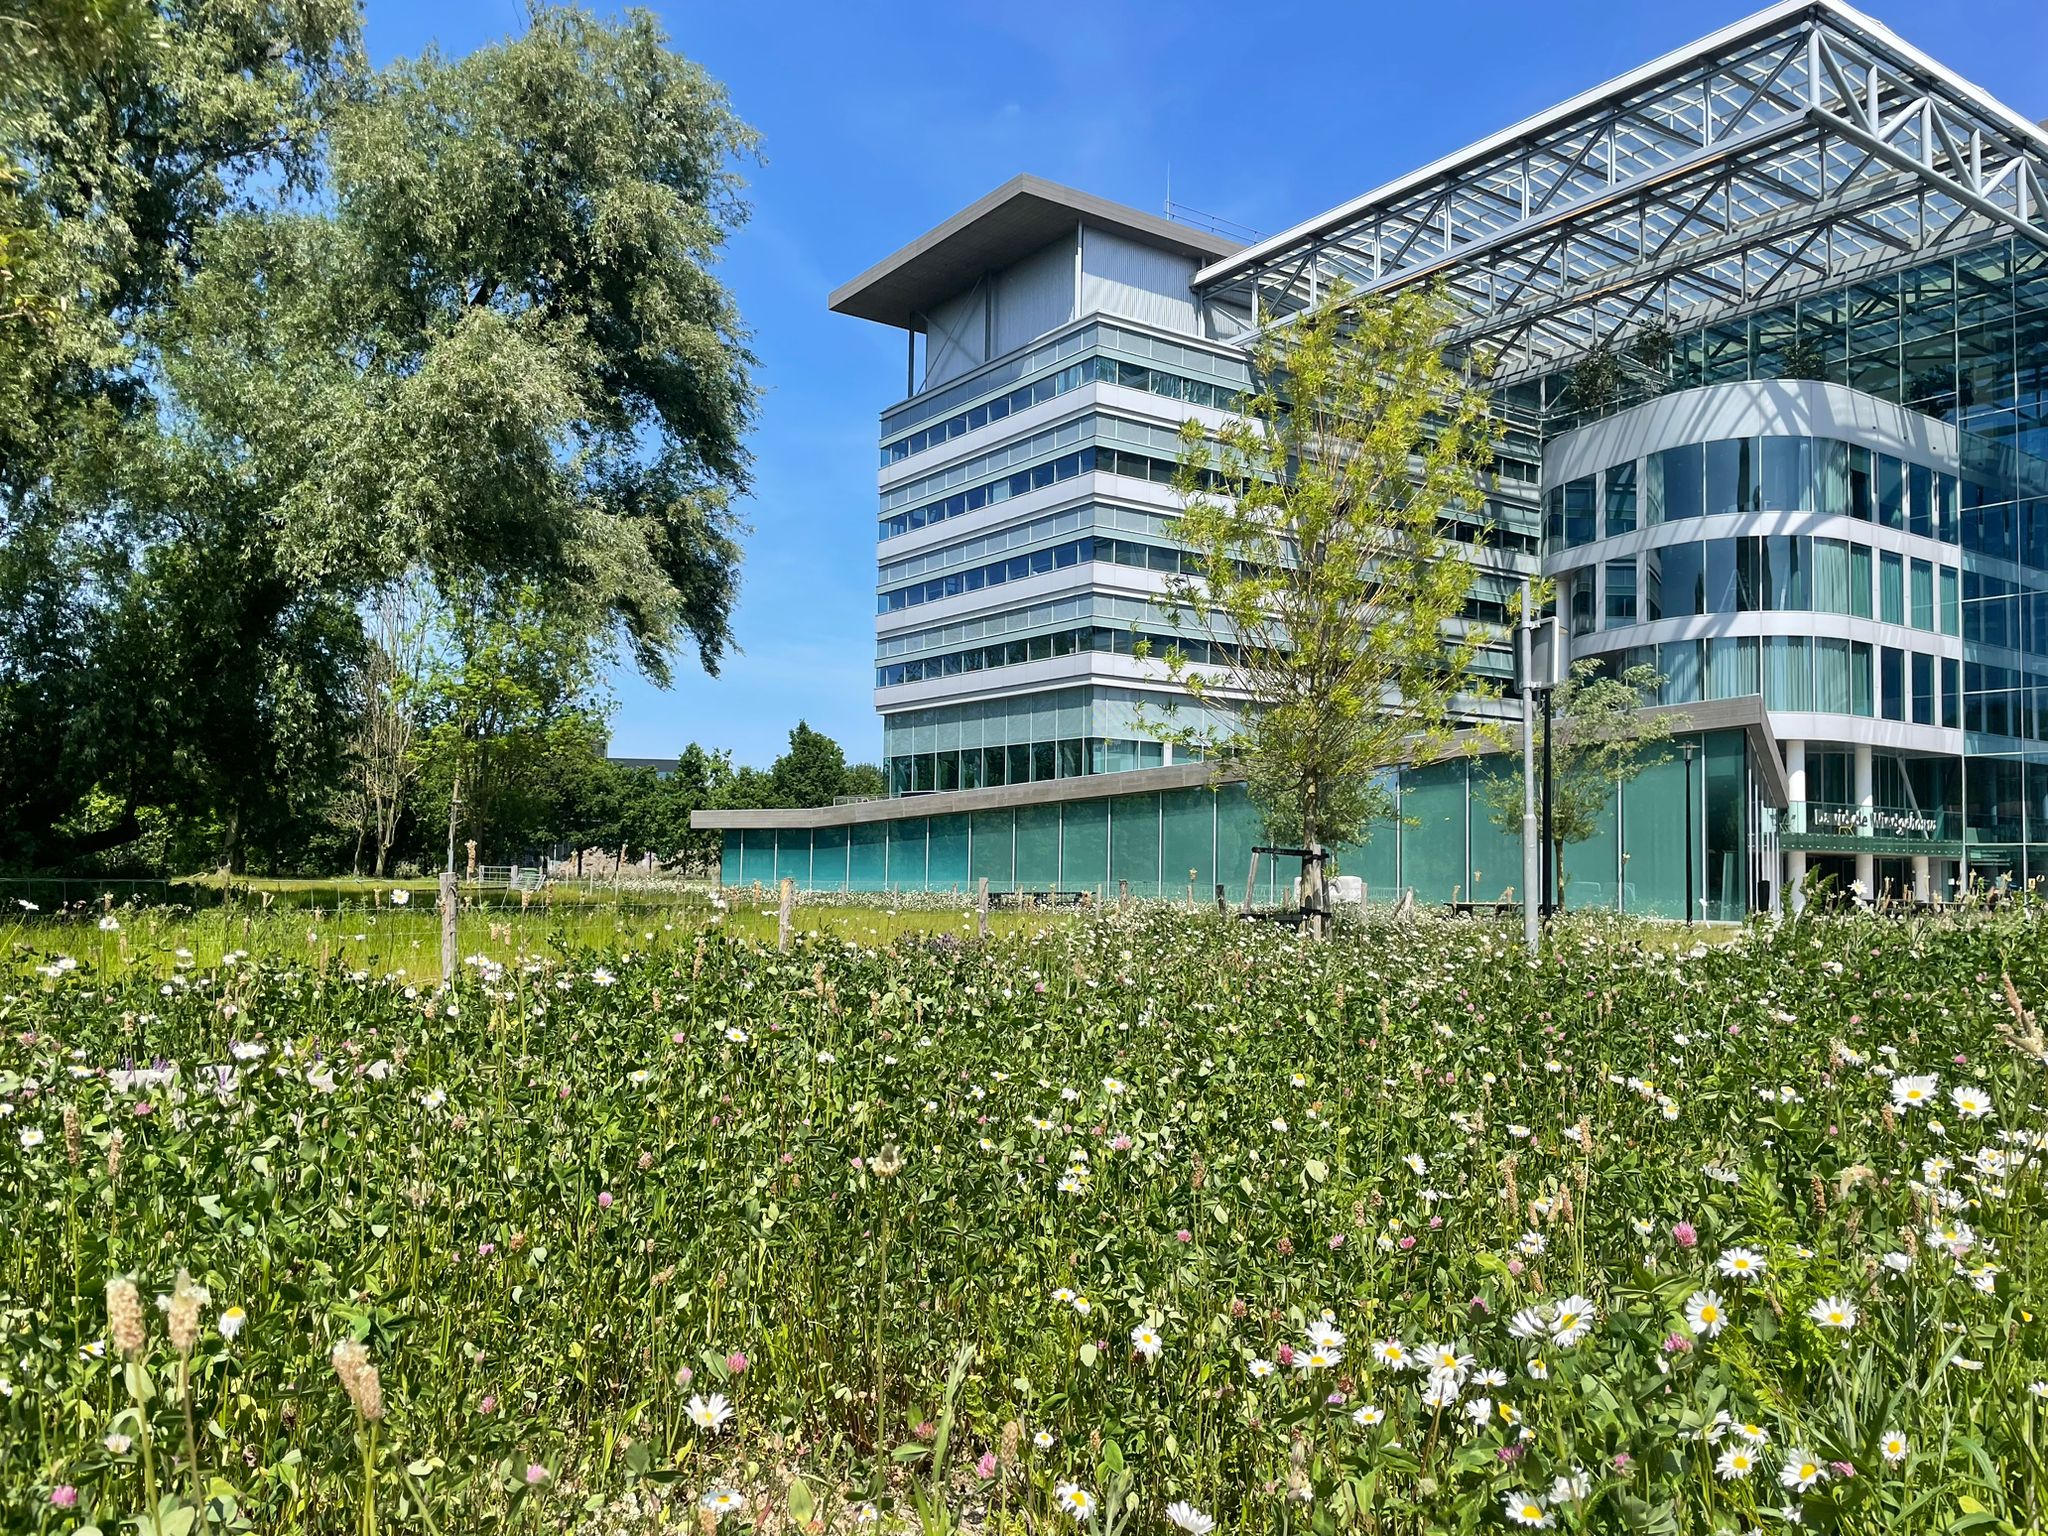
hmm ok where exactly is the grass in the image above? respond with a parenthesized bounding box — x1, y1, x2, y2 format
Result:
(6, 898, 2048, 1535)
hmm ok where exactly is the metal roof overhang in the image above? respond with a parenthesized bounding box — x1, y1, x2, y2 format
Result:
(829, 174, 1240, 332)
(1192, 0, 2048, 386)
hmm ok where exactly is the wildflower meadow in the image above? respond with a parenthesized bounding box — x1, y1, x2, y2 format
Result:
(5, 902, 2048, 1536)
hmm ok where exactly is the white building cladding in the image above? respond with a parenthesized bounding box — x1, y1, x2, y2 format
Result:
(837, 176, 1531, 798)
(814, 0, 2048, 910)
(835, 177, 1268, 796)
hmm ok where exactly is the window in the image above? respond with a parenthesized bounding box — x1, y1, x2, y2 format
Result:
(1760, 436, 1811, 512)
(1908, 462, 1933, 538)
(1815, 637, 1853, 713)
(1765, 535, 1809, 610)
(1880, 646, 1905, 721)
(1705, 438, 1756, 517)
(1847, 642, 1873, 716)
(1765, 636, 1812, 710)
(1658, 640, 1701, 703)
(1877, 454, 1905, 528)
(1909, 558, 1935, 630)
(1605, 559, 1637, 628)
(1911, 651, 1935, 725)
(1850, 544, 1873, 618)
(1562, 477, 1596, 547)
(1847, 444, 1872, 520)
(1941, 566, 1960, 635)
(1605, 461, 1637, 536)
(1705, 539, 1740, 613)
(1567, 568, 1595, 636)
(1706, 637, 1758, 699)
(1942, 657, 1960, 728)
(1653, 541, 1703, 616)
(1880, 551, 1904, 625)
(1812, 538, 1852, 614)
(1816, 439, 1851, 518)
(1648, 443, 1702, 522)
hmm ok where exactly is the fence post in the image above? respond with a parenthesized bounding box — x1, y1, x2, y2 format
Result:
(777, 877, 794, 953)
(438, 871, 457, 987)
(1118, 879, 1129, 905)
(977, 877, 989, 940)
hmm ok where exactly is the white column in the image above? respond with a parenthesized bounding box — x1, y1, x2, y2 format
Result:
(1853, 743, 1875, 901)
(1912, 854, 1931, 903)
(1784, 739, 1807, 913)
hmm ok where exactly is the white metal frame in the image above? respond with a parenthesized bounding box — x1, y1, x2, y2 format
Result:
(1193, 0, 2048, 384)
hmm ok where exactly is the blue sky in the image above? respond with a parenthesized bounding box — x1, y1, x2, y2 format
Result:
(363, 0, 2048, 768)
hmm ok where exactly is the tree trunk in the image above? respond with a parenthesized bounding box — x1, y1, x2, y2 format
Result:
(1302, 781, 1328, 940)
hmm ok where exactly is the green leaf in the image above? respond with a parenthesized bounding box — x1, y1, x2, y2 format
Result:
(1078, 1343, 1098, 1367)
(787, 1476, 816, 1526)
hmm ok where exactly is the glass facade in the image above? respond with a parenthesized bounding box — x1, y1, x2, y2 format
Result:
(780, 31, 2048, 918)
(1539, 235, 2048, 893)
(726, 734, 1742, 917)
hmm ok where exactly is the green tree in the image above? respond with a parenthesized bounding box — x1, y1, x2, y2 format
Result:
(841, 761, 888, 801)
(412, 585, 610, 869)
(1478, 660, 1681, 910)
(0, 0, 358, 869)
(0, 4, 758, 872)
(1157, 285, 1497, 930)
(769, 721, 855, 807)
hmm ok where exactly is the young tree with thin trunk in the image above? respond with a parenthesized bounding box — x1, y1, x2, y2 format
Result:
(1154, 285, 1498, 932)
(353, 580, 433, 877)
(1478, 660, 1681, 910)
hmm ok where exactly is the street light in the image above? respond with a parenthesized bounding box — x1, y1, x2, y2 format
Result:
(1682, 740, 1697, 926)
(1539, 681, 1555, 917)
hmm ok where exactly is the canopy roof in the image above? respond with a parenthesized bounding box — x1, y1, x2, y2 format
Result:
(831, 175, 1239, 332)
(1193, 1, 2048, 384)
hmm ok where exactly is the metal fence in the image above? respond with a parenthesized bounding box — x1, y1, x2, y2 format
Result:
(0, 873, 720, 917)
(0, 876, 178, 912)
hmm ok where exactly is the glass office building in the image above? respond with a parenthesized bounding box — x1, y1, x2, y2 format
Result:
(700, 0, 2048, 912)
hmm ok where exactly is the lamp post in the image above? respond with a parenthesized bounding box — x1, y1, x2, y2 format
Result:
(1682, 740, 1697, 926)
(1539, 682, 1555, 917)
(1518, 581, 1540, 954)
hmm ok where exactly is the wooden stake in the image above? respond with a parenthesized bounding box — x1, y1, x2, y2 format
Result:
(977, 877, 989, 940)
(438, 871, 457, 987)
(778, 877, 794, 953)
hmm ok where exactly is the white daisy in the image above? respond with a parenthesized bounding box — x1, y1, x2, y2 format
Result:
(1685, 1290, 1729, 1339)
(1716, 1248, 1766, 1282)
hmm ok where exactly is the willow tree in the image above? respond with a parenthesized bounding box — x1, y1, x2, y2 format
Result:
(1155, 285, 1497, 926)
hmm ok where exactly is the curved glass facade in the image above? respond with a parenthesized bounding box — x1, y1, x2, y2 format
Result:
(1545, 378, 2048, 902)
